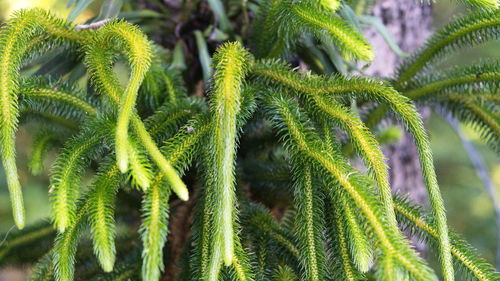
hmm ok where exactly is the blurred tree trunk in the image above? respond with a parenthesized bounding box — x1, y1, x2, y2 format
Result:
(364, 0, 433, 205)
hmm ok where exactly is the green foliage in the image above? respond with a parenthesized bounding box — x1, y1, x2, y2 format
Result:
(273, 265, 298, 281)
(264, 93, 437, 280)
(0, 8, 82, 229)
(50, 118, 110, 232)
(291, 164, 328, 281)
(87, 162, 121, 272)
(251, 0, 373, 60)
(28, 130, 60, 176)
(201, 42, 254, 280)
(327, 199, 365, 281)
(394, 194, 500, 281)
(0, 1, 498, 281)
(93, 20, 152, 174)
(0, 221, 55, 264)
(53, 197, 90, 281)
(396, 10, 500, 86)
(405, 60, 500, 153)
(140, 177, 171, 281)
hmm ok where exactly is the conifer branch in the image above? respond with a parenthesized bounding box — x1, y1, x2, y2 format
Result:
(84, 37, 189, 201)
(329, 201, 364, 281)
(441, 98, 500, 154)
(287, 2, 373, 61)
(126, 138, 153, 190)
(292, 164, 327, 281)
(28, 130, 60, 176)
(241, 203, 300, 261)
(394, 195, 499, 281)
(255, 60, 455, 280)
(92, 20, 152, 173)
(306, 94, 396, 228)
(19, 103, 81, 131)
(87, 163, 121, 272)
(141, 114, 211, 281)
(342, 199, 374, 273)
(140, 175, 171, 281)
(21, 78, 97, 116)
(0, 8, 87, 228)
(0, 6, 496, 281)
(405, 67, 500, 100)
(273, 265, 298, 281)
(53, 198, 90, 281)
(264, 93, 438, 281)
(396, 10, 500, 86)
(205, 42, 251, 273)
(50, 120, 110, 232)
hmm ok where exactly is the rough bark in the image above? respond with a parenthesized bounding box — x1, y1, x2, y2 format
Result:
(364, 0, 433, 206)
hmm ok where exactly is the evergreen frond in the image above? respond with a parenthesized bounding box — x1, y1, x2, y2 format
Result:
(139, 64, 188, 112)
(20, 77, 98, 116)
(304, 93, 396, 227)
(278, 1, 373, 61)
(28, 130, 60, 176)
(189, 190, 212, 281)
(263, 93, 438, 281)
(19, 97, 86, 130)
(254, 60, 455, 280)
(0, 8, 85, 228)
(396, 10, 500, 86)
(0, 6, 496, 281)
(291, 164, 328, 281)
(240, 203, 300, 262)
(441, 99, 500, 153)
(0, 220, 55, 264)
(160, 113, 212, 171)
(394, 194, 500, 281)
(145, 98, 205, 143)
(53, 197, 90, 281)
(91, 20, 152, 173)
(226, 243, 256, 281)
(404, 60, 500, 100)
(325, 199, 365, 281)
(84, 34, 189, 202)
(137, 117, 190, 200)
(140, 114, 211, 281)
(341, 199, 374, 273)
(50, 118, 111, 232)
(249, 0, 284, 58)
(273, 265, 298, 281)
(126, 137, 154, 190)
(140, 176, 171, 281)
(87, 162, 121, 272)
(241, 159, 293, 204)
(204, 42, 252, 279)
(251, 234, 272, 281)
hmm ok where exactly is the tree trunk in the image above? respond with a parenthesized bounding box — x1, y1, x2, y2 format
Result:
(364, 0, 433, 206)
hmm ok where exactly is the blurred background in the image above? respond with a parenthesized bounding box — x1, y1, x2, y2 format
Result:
(0, 0, 498, 280)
